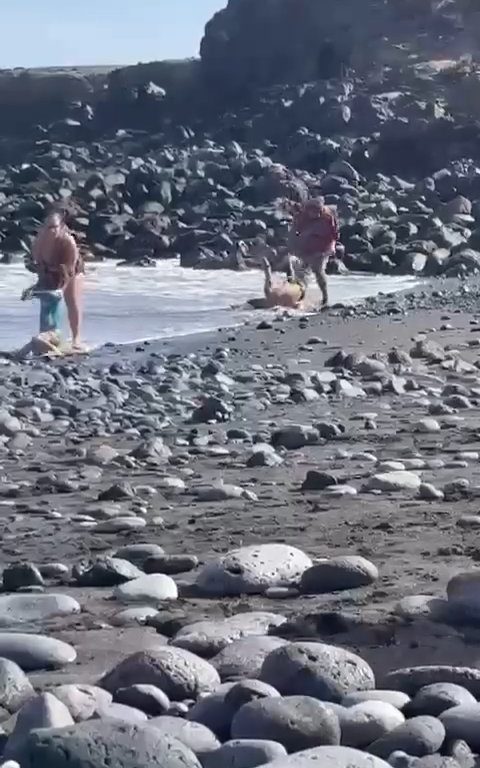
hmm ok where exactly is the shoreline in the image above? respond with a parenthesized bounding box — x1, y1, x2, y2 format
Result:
(2, 274, 480, 755)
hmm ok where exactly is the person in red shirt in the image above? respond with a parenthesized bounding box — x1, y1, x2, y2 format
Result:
(290, 197, 339, 309)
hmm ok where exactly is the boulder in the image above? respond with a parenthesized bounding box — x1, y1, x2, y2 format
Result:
(4, 693, 74, 762)
(212, 636, 288, 681)
(300, 556, 378, 593)
(384, 667, 480, 698)
(239, 745, 393, 767)
(368, 715, 446, 758)
(196, 544, 311, 596)
(260, 642, 375, 701)
(0, 657, 34, 713)
(231, 695, 341, 753)
(149, 716, 220, 757)
(99, 646, 220, 701)
(447, 571, 480, 620)
(405, 684, 477, 718)
(338, 700, 405, 748)
(440, 703, 480, 751)
(0, 594, 80, 627)
(74, 557, 142, 587)
(21, 720, 201, 768)
(51, 684, 113, 721)
(114, 574, 178, 603)
(172, 612, 286, 656)
(202, 739, 287, 768)
(342, 690, 410, 710)
(0, 633, 76, 671)
(363, 471, 421, 493)
(114, 684, 170, 716)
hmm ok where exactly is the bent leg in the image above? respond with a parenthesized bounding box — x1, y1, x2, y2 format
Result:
(313, 253, 330, 307)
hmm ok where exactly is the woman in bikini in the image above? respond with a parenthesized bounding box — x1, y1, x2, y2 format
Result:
(30, 211, 84, 348)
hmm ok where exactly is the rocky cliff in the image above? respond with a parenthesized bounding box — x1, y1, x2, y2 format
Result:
(200, 0, 479, 93)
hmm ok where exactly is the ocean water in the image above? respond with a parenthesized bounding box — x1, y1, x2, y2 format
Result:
(0, 261, 418, 350)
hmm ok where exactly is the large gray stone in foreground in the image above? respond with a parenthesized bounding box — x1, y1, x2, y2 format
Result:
(203, 739, 287, 768)
(0, 633, 76, 671)
(99, 646, 220, 701)
(440, 703, 480, 750)
(337, 700, 404, 748)
(231, 695, 341, 753)
(255, 745, 392, 767)
(212, 636, 288, 680)
(51, 684, 113, 721)
(4, 692, 74, 761)
(150, 716, 220, 757)
(187, 683, 237, 740)
(21, 720, 201, 768)
(406, 683, 477, 717)
(0, 593, 80, 626)
(0, 657, 35, 712)
(342, 690, 411, 710)
(172, 612, 286, 656)
(384, 666, 480, 697)
(368, 715, 446, 758)
(196, 544, 312, 596)
(260, 642, 375, 702)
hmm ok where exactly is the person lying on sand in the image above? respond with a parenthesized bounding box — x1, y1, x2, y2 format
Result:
(11, 330, 64, 360)
(247, 256, 306, 310)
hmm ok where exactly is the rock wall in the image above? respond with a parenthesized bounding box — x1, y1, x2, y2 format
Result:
(200, 0, 478, 95)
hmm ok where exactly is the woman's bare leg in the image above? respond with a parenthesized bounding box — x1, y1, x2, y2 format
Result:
(63, 274, 84, 346)
(313, 253, 329, 308)
(262, 257, 273, 298)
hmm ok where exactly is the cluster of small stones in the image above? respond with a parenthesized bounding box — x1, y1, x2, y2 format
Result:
(0, 297, 480, 765)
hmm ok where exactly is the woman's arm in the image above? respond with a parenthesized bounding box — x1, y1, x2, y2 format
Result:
(60, 234, 80, 286)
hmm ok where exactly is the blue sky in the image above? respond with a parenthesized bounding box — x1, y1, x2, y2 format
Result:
(0, 0, 226, 68)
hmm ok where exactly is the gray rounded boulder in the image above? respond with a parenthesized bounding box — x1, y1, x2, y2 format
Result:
(0, 633, 76, 671)
(405, 684, 477, 717)
(99, 646, 220, 701)
(0, 657, 35, 713)
(231, 695, 341, 753)
(384, 666, 480, 697)
(172, 612, 286, 657)
(195, 544, 312, 596)
(338, 700, 405, 748)
(368, 715, 446, 758)
(187, 683, 237, 740)
(51, 684, 113, 721)
(260, 642, 375, 701)
(21, 720, 201, 768)
(149, 716, 220, 757)
(300, 556, 378, 594)
(4, 692, 74, 762)
(342, 690, 410, 710)
(212, 636, 288, 680)
(243, 745, 393, 767)
(0, 594, 80, 627)
(440, 703, 480, 750)
(202, 739, 287, 768)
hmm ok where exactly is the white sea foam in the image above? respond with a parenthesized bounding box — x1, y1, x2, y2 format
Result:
(0, 261, 418, 350)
